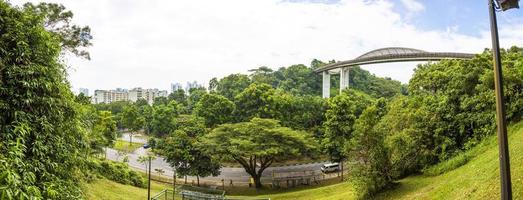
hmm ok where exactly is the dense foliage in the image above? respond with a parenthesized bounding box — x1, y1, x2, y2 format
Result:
(0, 2, 95, 199)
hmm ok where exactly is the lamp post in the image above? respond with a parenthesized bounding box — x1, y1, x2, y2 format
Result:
(487, 0, 519, 199)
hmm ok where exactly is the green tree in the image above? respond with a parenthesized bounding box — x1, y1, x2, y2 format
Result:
(234, 83, 278, 121)
(194, 93, 235, 128)
(0, 1, 92, 198)
(347, 100, 392, 198)
(201, 118, 317, 188)
(323, 89, 373, 162)
(151, 101, 180, 137)
(121, 104, 144, 145)
(90, 111, 118, 155)
(157, 115, 220, 186)
(153, 96, 169, 106)
(249, 66, 277, 86)
(168, 89, 187, 105)
(216, 74, 251, 100)
(22, 2, 92, 59)
(187, 87, 207, 112)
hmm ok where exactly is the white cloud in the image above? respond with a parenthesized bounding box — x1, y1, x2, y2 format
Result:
(399, 0, 424, 13)
(9, 0, 523, 93)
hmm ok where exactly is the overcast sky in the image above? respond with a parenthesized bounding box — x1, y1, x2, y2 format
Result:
(10, 0, 523, 93)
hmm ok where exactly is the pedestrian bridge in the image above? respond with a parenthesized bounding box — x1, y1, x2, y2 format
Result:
(315, 47, 475, 98)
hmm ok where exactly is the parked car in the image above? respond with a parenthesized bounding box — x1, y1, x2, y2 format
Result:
(143, 143, 150, 149)
(321, 163, 339, 173)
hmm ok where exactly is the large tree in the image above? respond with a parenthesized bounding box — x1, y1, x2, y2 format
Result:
(157, 115, 220, 185)
(0, 1, 92, 198)
(150, 101, 180, 137)
(201, 118, 317, 188)
(193, 93, 235, 128)
(234, 83, 278, 121)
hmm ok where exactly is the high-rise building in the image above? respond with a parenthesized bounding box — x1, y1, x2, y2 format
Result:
(79, 88, 89, 96)
(185, 81, 203, 94)
(129, 87, 169, 105)
(171, 83, 183, 93)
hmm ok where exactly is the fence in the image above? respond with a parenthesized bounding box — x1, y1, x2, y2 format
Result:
(151, 187, 271, 200)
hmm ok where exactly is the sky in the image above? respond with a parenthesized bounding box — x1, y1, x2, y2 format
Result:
(9, 0, 523, 93)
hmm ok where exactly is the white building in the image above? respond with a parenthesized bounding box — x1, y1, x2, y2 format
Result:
(92, 89, 129, 104)
(129, 87, 169, 105)
(91, 87, 168, 104)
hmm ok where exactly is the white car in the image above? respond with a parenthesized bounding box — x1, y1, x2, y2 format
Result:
(321, 163, 339, 173)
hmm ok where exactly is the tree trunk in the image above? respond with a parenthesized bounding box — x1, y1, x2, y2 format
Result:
(129, 132, 133, 146)
(254, 174, 262, 188)
(197, 176, 200, 186)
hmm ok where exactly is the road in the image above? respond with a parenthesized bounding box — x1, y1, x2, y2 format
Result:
(105, 146, 329, 184)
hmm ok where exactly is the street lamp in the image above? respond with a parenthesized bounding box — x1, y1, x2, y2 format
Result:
(487, 0, 519, 199)
(144, 138, 156, 200)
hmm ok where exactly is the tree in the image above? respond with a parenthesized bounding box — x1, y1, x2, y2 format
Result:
(168, 89, 187, 105)
(187, 87, 207, 112)
(121, 104, 144, 145)
(346, 100, 392, 198)
(249, 66, 277, 86)
(150, 101, 180, 137)
(276, 64, 321, 96)
(0, 1, 91, 198)
(216, 74, 251, 100)
(234, 83, 278, 121)
(89, 111, 118, 155)
(157, 116, 220, 186)
(22, 2, 92, 59)
(194, 93, 235, 127)
(201, 118, 317, 188)
(323, 89, 373, 163)
(153, 96, 169, 106)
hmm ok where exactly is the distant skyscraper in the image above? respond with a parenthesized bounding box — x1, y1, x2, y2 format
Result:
(171, 83, 183, 93)
(185, 81, 202, 93)
(79, 88, 89, 96)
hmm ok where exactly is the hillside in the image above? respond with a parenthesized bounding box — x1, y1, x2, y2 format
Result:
(85, 121, 523, 199)
(374, 121, 523, 199)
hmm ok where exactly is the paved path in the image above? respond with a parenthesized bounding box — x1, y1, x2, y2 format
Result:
(105, 147, 329, 184)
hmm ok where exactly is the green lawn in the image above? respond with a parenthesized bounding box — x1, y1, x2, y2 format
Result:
(375, 121, 523, 199)
(83, 179, 172, 200)
(113, 140, 143, 153)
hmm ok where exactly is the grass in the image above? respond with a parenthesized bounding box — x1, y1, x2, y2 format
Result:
(113, 140, 143, 153)
(84, 177, 354, 200)
(374, 121, 523, 199)
(83, 179, 172, 200)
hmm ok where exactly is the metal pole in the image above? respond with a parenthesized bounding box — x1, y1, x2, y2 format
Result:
(488, 1, 512, 199)
(148, 156, 152, 200)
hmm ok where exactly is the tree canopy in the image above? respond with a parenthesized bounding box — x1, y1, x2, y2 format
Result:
(201, 118, 317, 188)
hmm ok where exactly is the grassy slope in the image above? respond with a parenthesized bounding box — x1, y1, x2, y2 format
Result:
(86, 121, 523, 199)
(375, 121, 523, 199)
(83, 179, 171, 200)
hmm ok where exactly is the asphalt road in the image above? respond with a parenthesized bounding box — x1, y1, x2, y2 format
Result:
(105, 147, 329, 184)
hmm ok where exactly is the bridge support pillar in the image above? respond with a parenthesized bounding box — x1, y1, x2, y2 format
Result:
(340, 67, 349, 92)
(322, 71, 330, 98)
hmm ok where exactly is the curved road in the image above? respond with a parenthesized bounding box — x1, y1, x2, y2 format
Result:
(105, 146, 328, 184)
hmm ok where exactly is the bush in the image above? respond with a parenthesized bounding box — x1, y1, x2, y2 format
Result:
(86, 159, 146, 188)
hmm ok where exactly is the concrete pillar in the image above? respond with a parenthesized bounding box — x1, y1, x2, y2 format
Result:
(340, 67, 350, 92)
(322, 71, 331, 98)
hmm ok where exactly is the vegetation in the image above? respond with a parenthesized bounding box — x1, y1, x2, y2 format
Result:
(0, 1, 93, 199)
(201, 118, 317, 188)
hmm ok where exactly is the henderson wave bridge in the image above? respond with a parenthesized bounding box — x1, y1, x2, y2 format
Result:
(314, 47, 476, 98)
